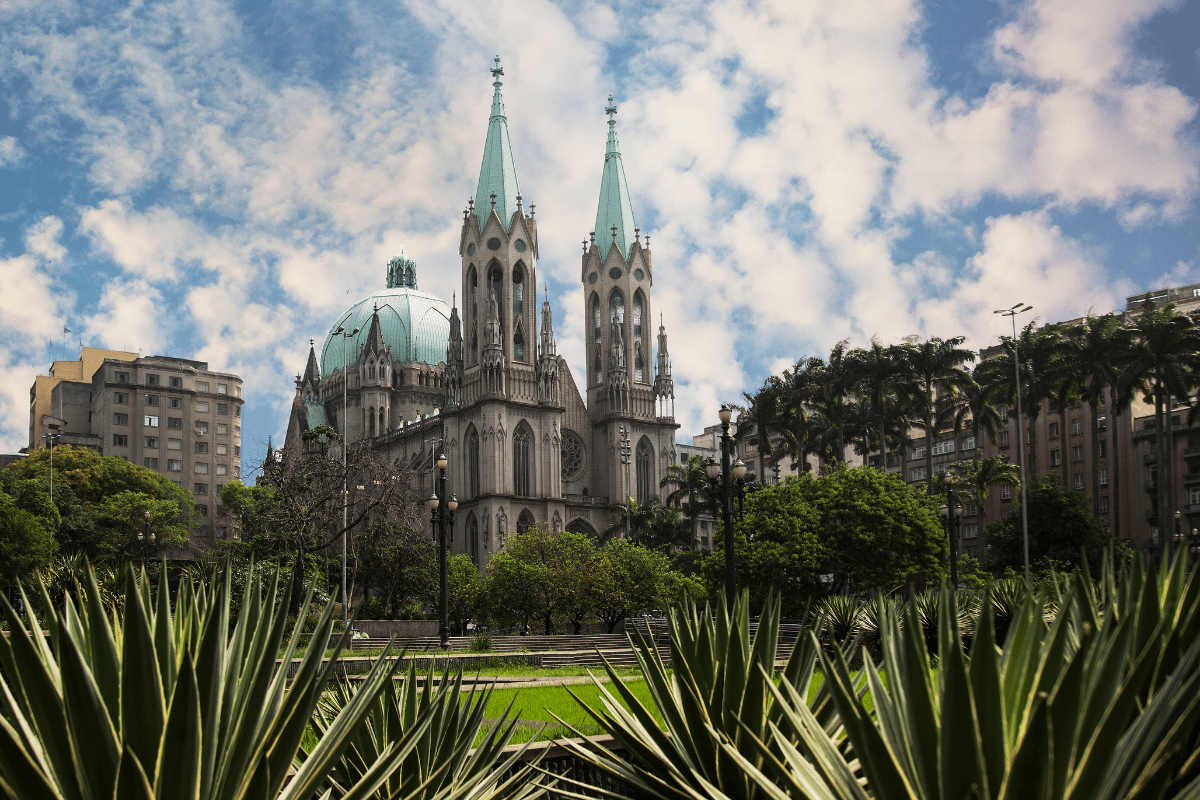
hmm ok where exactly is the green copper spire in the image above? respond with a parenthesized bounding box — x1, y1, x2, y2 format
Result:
(594, 94, 638, 261)
(474, 56, 521, 232)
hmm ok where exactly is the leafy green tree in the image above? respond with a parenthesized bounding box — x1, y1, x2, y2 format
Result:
(983, 476, 1127, 575)
(3, 444, 195, 558)
(355, 520, 436, 619)
(948, 454, 1020, 504)
(445, 554, 482, 635)
(901, 336, 975, 493)
(590, 540, 673, 632)
(0, 492, 58, 586)
(481, 524, 595, 634)
(601, 495, 689, 551)
(706, 466, 946, 605)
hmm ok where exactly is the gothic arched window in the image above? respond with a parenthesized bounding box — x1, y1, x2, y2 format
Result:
(512, 263, 525, 318)
(467, 427, 480, 499)
(513, 424, 532, 497)
(591, 293, 602, 384)
(368, 407, 376, 438)
(368, 362, 375, 379)
(514, 325, 525, 362)
(487, 261, 505, 330)
(636, 438, 653, 502)
(468, 266, 478, 365)
(467, 513, 479, 563)
(609, 290, 625, 327)
(379, 408, 385, 435)
(517, 509, 535, 533)
(633, 291, 646, 382)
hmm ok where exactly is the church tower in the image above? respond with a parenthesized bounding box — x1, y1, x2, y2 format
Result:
(582, 96, 677, 507)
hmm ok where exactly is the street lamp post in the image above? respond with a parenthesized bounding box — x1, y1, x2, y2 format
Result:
(1190, 528, 1199, 569)
(940, 475, 962, 587)
(137, 510, 156, 570)
(994, 302, 1033, 584)
(1172, 509, 1182, 562)
(335, 324, 359, 627)
(706, 405, 748, 603)
(43, 423, 64, 504)
(426, 453, 458, 650)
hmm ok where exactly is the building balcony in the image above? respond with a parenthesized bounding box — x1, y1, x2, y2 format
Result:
(1188, 503, 1200, 513)
(1184, 446, 1200, 457)
(1184, 473, 1200, 486)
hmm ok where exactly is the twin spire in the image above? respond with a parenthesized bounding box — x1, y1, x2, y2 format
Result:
(474, 56, 521, 232)
(593, 94, 638, 263)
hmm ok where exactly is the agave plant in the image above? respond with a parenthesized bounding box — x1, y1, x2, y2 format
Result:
(0, 561, 529, 800)
(735, 551, 1200, 799)
(307, 661, 542, 800)
(555, 592, 851, 800)
(815, 594, 863, 651)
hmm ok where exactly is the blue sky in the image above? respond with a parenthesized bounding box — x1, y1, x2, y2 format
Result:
(1, 0, 1198, 477)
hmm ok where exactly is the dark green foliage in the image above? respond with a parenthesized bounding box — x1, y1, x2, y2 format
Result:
(983, 476, 1127, 574)
(0, 492, 58, 585)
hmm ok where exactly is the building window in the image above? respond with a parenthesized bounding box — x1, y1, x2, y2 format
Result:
(512, 425, 532, 497)
(167, 459, 181, 472)
(1099, 440, 1107, 458)
(999, 431, 1010, 447)
(516, 509, 535, 533)
(1050, 449, 1061, 466)
(965, 502, 978, 516)
(198, 504, 208, 516)
(933, 440, 955, 455)
(934, 463, 949, 476)
(196, 381, 210, 392)
(217, 383, 227, 394)
(115, 371, 130, 383)
(144, 457, 158, 469)
(636, 438, 653, 502)
(114, 392, 129, 404)
(962, 437, 975, 451)
(168, 397, 182, 408)
(216, 464, 228, 476)
(195, 401, 210, 413)
(112, 434, 128, 446)
(168, 417, 182, 429)
(998, 406, 1008, 421)
(146, 374, 160, 386)
(217, 403, 229, 415)
(169, 376, 182, 388)
(1048, 422, 1060, 438)
(1191, 487, 1200, 506)
(911, 447, 927, 460)
(195, 442, 209, 453)
(1072, 446, 1083, 462)
(216, 444, 227, 455)
(194, 463, 208, 474)
(1099, 468, 1108, 486)
(168, 439, 181, 450)
(217, 423, 229, 435)
(144, 415, 159, 427)
(965, 523, 978, 538)
(144, 394, 159, 406)
(911, 467, 927, 481)
(233, 446, 240, 457)
(144, 436, 158, 448)
(1074, 472, 1084, 489)
(195, 421, 209, 434)
(1100, 495, 1110, 513)
(1071, 419, 1082, 436)
(1002, 484, 1013, 500)
(235, 406, 240, 417)
(113, 413, 129, 425)
(468, 428, 480, 499)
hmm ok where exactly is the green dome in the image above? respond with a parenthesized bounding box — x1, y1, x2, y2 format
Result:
(320, 287, 451, 378)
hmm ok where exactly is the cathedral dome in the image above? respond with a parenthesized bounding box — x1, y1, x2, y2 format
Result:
(320, 286, 451, 378)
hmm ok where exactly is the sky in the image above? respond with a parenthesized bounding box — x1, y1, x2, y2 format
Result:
(1, 0, 1198, 478)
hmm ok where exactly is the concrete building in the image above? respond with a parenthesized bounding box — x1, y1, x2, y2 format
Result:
(28, 349, 245, 551)
(285, 62, 680, 566)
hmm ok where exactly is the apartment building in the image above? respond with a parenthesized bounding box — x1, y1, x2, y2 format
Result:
(28, 348, 245, 551)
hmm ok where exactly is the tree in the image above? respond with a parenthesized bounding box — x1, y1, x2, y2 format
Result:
(661, 455, 711, 550)
(601, 495, 689, 551)
(445, 554, 482, 635)
(948, 455, 1021, 505)
(481, 524, 595, 634)
(354, 520, 436, 619)
(3, 444, 195, 558)
(221, 425, 421, 615)
(848, 340, 911, 467)
(1122, 298, 1200, 538)
(983, 476, 1127, 575)
(590, 540, 674, 632)
(902, 336, 975, 493)
(0, 492, 58, 586)
(705, 466, 946, 606)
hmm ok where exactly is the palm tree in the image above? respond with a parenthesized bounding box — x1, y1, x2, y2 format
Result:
(1061, 314, 1128, 527)
(903, 336, 976, 494)
(1122, 297, 1200, 543)
(777, 357, 822, 475)
(661, 455, 712, 550)
(847, 340, 910, 467)
(734, 375, 787, 474)
(949, 454, 1021, 505)
(601, 495, 685, 549)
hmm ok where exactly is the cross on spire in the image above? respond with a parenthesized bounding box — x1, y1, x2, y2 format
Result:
(605, 94, 617, 127)
(491, 55, 504, 81)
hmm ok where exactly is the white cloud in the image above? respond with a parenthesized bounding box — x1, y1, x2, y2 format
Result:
(0, 136, 23, 168)
(84, 278, 167, 354)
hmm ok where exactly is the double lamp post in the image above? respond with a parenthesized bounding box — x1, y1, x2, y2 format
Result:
(705, 404, 748, 602)
(426, 453, 457, 650)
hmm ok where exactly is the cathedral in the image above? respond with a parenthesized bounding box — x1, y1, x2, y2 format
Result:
(284, 57, 679, 567)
